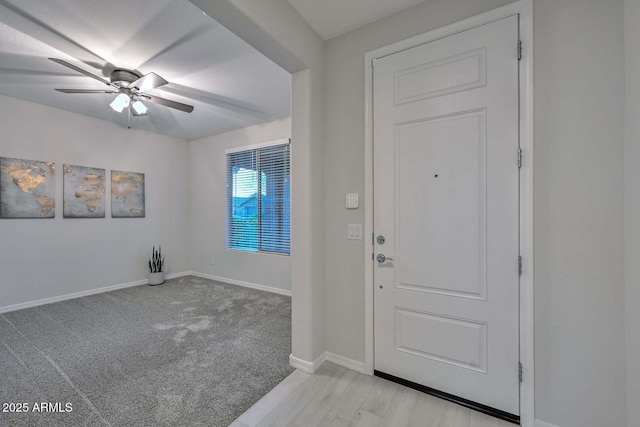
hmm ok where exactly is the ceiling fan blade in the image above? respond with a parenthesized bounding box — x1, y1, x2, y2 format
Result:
(128, 72, 168, 93)
(49, 58, 111, 86)
(55, 89, 116, 94)
(140, 94, 194, 113)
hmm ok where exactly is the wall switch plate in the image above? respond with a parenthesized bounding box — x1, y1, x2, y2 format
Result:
(346, 193, 359, 209)
(348, 224, 362, 240)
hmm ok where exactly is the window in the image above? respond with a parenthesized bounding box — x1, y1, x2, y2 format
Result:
(227, 140, 290, 254)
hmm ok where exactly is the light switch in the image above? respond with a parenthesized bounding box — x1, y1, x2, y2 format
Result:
(346, 193, 359, 209)
(348, 224, 362, 240)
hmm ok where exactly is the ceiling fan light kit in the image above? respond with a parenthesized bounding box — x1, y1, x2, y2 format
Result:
(131, 100, 148, 116)
(109, 93, 130, 113)
(48, 58, 194, 120)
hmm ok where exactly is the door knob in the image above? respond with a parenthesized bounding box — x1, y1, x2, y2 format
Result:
(376, 253, 393, 263)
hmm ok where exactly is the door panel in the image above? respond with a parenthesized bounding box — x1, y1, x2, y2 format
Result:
(395, 308, 487, 373)
(396, 110, 486, 299)
(394, 47, 487, 104)
(373, 15, 520, 415)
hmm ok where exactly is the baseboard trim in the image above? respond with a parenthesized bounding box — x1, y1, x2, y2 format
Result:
(0, 271, 193, 314)
(325, 352, 367, 374)
(165, 272, 192, 280)
(0, 271, 286, 314)
(289, 353, 326, 374)
(0, 280, 146, 314)
(189, 271, 292, 297)
(535, 420, 562, 427)
(289, 351, 366, 375)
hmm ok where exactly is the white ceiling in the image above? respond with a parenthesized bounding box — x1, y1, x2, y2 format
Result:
(287, 0, 428, 40)
(0, 0, 291, 141)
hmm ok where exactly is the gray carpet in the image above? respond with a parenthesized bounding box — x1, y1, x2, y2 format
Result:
(0, 275, 293, 427)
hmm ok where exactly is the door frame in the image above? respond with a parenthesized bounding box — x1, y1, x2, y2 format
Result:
(363, 1, 534, 426)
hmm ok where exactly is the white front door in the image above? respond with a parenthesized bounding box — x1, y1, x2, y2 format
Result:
(373, 15, 520, 416)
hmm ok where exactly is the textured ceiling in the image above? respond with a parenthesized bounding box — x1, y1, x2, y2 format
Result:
(287, 0, 428, 40)
(0, 0, 291, 141)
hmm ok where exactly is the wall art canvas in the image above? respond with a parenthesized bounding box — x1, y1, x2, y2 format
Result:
(0, 157, 56, 218)
(63, 164, 105, 218)
(111, 170, 145, 218)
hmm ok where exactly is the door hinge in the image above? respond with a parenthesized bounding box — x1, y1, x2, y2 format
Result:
(518, 256, 523, 276)
(518, 40, 523, 60)
(372, 252, 375, 261)
(519, 362, 523, 383)
(372, 233, 375, 245)
(517, 148, 522, 168)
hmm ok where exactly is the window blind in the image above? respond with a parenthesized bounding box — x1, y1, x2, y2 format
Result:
(227, 142, 290, 254)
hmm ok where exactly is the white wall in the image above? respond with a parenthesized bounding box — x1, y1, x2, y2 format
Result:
(534, 1, 626, 426)
(0, 94, 190, 310)
(324, 1, 628, 426)
(625, 0, 640, 425)
(189, 117, 291, 291)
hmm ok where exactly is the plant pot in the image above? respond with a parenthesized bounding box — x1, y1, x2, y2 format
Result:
(149, 272, 164, 286)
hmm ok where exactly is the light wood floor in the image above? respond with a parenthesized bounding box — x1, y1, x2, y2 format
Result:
(229, 362, 516, 427)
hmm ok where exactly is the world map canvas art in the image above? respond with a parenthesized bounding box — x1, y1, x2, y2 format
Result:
(111, 170, 145, 218)
(0, 157, 56, 218)
(63, 164, 105, 218)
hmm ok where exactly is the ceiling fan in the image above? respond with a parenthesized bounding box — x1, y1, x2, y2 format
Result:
(49, 58, 194, 116)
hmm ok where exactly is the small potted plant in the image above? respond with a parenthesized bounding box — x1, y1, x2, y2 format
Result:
(148, 245, 165, 286)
